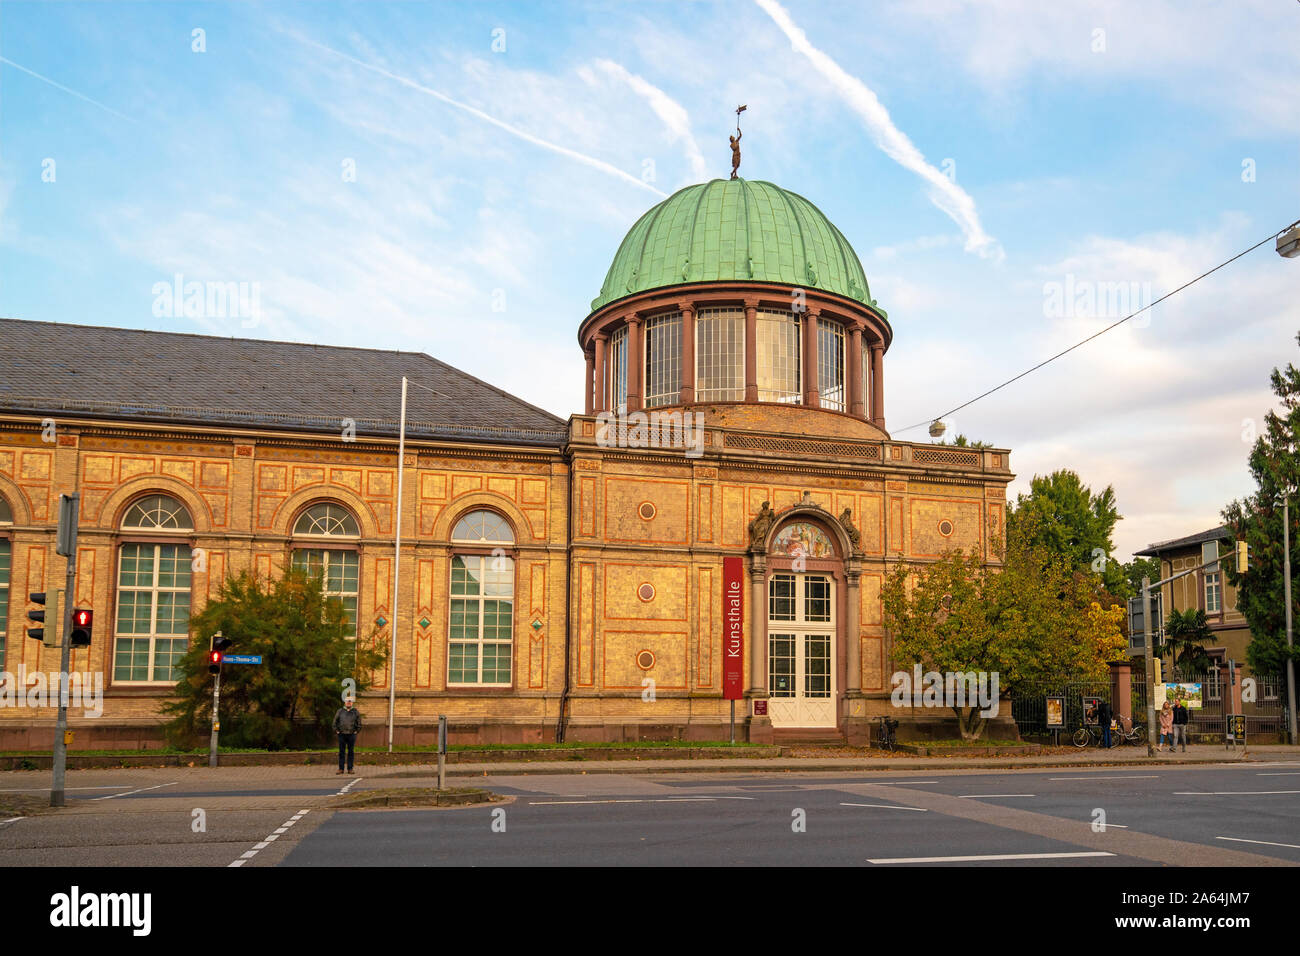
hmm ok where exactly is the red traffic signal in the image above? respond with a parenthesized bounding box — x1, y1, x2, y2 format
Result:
(208, 649, 223, 674)
(70, 608, 93, 648)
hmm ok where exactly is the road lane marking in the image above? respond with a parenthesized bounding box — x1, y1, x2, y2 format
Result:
(90, 782, 177, 801)
(1175, 790, 1300, 795)
(229, 809, 311, 867)
(1256, 772, 1300, 776)
(1049, 776, 1159, 781)
(957, 794, 1035, 798)
(1216, 836, 1300, 850)
(0, 817, 23, 827)
(869, 851, 1114, 864)
(337, 777, 362, 796)
(871, 780, 940, 785)
(840, 802, 928, 812)
(529, 797, 721, 805)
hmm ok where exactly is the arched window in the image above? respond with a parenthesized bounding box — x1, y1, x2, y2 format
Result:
(448, 510, 515, 686)
(114, 494, 193, 683)
(757, 309, 801, 404)
(290, 502, 360, 638)
(0, 495, 11, 672)
(817, 318, 846, 412)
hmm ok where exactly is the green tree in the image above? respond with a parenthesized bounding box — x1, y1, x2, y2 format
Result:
(1223, 332, 1300, 679)
(162, 568, 386, 749)
(883, 513, 1126, 739)
(1123, 555, 1162, 598)
(1007, 469, 1129, 596)
(1158, 608, 1214, 679)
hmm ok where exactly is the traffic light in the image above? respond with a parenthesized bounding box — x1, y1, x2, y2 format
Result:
(208, 632, 232, 675)
(70, 609, 93, 648)
(26, 590, 61, 648)
(1236, 540, 1249, 574)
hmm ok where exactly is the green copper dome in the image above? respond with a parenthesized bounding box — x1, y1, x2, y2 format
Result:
(590, 178, 881, 315)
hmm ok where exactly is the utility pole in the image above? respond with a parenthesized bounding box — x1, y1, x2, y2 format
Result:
(1142, 576, 1157, 757)
(50, 493, 79, 808)
(1285, 493, 1297, 744)
(387, 376, 408, 753)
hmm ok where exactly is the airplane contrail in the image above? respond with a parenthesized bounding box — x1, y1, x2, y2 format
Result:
(0, 56, 136, 124)
(754, 0, 1001, 260)
(294, 35, 665, 198)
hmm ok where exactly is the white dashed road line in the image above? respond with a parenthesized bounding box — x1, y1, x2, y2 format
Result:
(229, 809, 311, 867)
(957, 793, 1036, 798)
(1216, 836, 1300, 850)
(869, 851, 1114, 864)
(1175, 790, 1300, 795)
(337, 777, 362, 796)
(90, 782, 178, 801)
(0, 817, 23, 828)
(1048, 775, 1159, 781)
(527, 796, 757, 806)
(840, 802, 928, 812)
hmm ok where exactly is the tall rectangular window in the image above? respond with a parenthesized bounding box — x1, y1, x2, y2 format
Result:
(0, 540, 9, 672)
(818, 319, 846, 411)
(756, 310, 801, 403)
(609, 326, 628, 415)
(644, 312, 682, 408)
(1201, 541, 1221, 613)
(292, 549, 359, 637)
(114, 543, 192, 683)
(696, 307, 745, 402)
(448, 554, 514, 685)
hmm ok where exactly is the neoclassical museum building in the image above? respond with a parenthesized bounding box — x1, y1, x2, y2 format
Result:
(0, 177, 1014, 747)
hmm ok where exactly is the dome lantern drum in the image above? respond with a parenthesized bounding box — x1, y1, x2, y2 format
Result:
(580, 179, 891, 433)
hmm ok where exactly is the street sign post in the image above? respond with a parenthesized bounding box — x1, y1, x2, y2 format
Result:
(51, 493, 79, 808)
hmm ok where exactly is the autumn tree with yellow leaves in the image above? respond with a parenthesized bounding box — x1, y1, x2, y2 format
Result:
(883, 511, 1126, 740)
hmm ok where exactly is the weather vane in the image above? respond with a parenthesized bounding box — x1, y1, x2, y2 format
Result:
(730, 105, 746, 179)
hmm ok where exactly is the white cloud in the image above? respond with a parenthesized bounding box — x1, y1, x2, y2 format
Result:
(586, 60, 709, 184)
(753, 0, 1003, 260)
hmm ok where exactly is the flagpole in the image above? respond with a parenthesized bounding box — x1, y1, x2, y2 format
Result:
(387, 376, 408, 753)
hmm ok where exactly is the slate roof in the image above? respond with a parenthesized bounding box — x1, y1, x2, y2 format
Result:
(0, 318, 568, 447)
(1135, 525, 1231, 557)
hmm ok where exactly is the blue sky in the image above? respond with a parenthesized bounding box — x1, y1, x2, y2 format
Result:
(2, 0, 1297, 560)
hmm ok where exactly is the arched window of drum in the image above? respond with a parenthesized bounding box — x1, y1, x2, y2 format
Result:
(0, 495, 10, 672)
(643, 312, 682, 408)
(121, 494, 193, 531)
(695, 307, 745, 402)
(449, 510, 515, 686)
(290, 503, 361, 639)
(817, 318, 846, 412)
(609, 325, 628, 415)
(756, 309, 801, 404)
(451, 510, 515, 545)
(114, 494, 193, 684)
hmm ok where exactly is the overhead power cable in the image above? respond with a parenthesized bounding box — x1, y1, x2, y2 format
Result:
(895, 217, 1300, 435)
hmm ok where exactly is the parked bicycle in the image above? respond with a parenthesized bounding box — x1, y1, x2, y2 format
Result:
(1072, 715, 1145, 748)
(876, 715, 899, 752)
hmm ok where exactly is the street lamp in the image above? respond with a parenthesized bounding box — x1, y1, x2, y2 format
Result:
(1278, 224, 1300, 259)
(1283, 485, 1297, 744)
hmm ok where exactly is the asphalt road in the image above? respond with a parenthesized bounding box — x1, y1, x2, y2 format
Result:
(2, 761, 1298, 867)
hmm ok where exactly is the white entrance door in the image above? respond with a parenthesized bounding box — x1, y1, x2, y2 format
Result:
(767, 572, 836, 728)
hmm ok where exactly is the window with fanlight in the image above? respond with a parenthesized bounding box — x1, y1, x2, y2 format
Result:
(114, 494, 193, 683)
(448, 510, 515, 686)
(291, 502, 360, 638)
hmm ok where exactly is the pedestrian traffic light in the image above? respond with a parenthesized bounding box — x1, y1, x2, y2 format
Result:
(26, 590, 61, 648)
(70, 608, 93, 648)
(1236, 540, 1249, 573)
(208, 632, 232, 675)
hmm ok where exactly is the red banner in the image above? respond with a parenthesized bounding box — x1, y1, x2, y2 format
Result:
(723, 556, 744, 700)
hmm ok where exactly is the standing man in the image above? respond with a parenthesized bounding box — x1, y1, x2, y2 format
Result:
(333, 697, 362, 775)
(1172, 697, 1189, 752)
(1097, 697, 1113, 749)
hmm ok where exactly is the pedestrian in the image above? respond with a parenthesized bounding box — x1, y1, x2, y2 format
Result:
(1097, 697, 1113, 748)
(1172, 698, 1189, 752)
(333, 697, 362, 774)
(1157, 700, 1174, 752)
